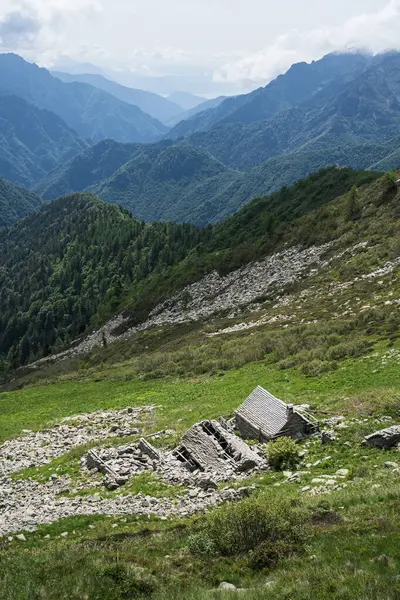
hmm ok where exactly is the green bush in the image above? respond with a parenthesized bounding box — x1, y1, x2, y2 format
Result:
(381, 171, 397, 192)
(299, 359, 337, 377)
(267, 437, 299, 471)
(190, 492, 307, 557)
(187, 532, 217, 557)
(100, 564, 155, 599)
(249, 539, 296, 570)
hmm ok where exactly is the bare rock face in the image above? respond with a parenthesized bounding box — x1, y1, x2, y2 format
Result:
(364, 426, 400, 449)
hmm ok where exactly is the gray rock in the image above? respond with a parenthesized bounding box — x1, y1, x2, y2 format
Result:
(336, 469, 350, 477)
(321, 430, 336, 444)
(219, 582, 237, 590)
(365, 426, 400, 449)
(384, 462, 398, 469)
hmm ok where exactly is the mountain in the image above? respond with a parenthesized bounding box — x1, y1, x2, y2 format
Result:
(0, 167, 384, 365)
(35, 139, 148, 200)
(168, 96, 228, 126)
(32, 51, 400, 227)
(35, 130, 395, 227)
(0, 178, 43, 228)
(177, 53, 400, 171)
(168, 91, 205, 110)
(51, 71, 183, 124)
(0, 53, 168, 143)
(169, 52, 372, 139)
(0, 95, 87, 187)
(91, 142, 246, 224)
(0, 193, 203, 364)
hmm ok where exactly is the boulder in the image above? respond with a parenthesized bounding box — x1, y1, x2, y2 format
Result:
(219, 582, 237, 590)
(321, 430, 336, 444)
(364, 425, 400, 449)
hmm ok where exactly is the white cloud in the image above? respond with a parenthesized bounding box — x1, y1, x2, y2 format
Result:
(0, 0, 101, 58)
(215, 0, 400, 88)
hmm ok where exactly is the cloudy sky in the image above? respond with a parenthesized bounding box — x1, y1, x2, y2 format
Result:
(0, 0, 400, 95)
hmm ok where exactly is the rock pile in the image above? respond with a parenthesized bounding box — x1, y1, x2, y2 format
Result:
(0, 473, 253, 537)
(34, 242, 333, 363)
(0, 411, 263, 537)
(0, 407, 154, 476)
(83, 426, 267, 491)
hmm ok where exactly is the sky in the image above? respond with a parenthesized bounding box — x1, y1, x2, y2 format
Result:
(0, 0, 400, 96)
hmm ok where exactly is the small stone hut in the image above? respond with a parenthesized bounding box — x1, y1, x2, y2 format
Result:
(235, 386, 318, 442)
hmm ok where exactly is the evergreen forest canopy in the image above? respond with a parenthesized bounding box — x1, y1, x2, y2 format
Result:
(0, 178, 43, 228)
(0, 167, 381, 369)
(0, 194, 203, 368)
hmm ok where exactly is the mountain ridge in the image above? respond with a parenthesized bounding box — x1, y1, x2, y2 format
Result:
(0, 94, 88, 187)
(0, 53, 168, 143)
(51, 71, 183, 124)
(0, 177, 43, 228)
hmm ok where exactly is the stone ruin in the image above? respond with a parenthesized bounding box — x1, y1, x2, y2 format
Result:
(84, 420, 267, 491)
(84, 387, 319, 491)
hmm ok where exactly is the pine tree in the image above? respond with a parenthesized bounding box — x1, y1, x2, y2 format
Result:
(346, 185, 361, 221)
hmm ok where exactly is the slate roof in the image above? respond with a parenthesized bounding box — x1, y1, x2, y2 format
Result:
(235, 386, 290, 438)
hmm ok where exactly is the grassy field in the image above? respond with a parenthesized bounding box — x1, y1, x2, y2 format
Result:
(1, 333, 400, 599)
(1, 337, 400, 444)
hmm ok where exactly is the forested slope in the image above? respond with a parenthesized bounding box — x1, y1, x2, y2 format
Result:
(0, 167, 383, 367)
(0, 178, 43, 228)
(0, 193, 203, 365)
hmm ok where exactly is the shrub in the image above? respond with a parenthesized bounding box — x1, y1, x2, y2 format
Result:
(249, 539, 296, 570)
(193, 492, 307, 557)
(299, 359, 337, 377)
(187, 532, 217, 557)
(100, 564, 155, 599)
(381, 171, 397, 192)
(267, 437, 299, 471)
(346, 185, 361, 221)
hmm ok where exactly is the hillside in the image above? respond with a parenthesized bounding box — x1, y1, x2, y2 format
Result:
(183, 54, 400, 171)
(0, 167, 380, 367)
(0, 178, 43, 228)
(0, 193, 203, 365)
(37, 132, 395, 227)
(167, 91, 204, 110)
(51, 71, 183, 124)
(34, 139, 147, 200)
(169, 52, 372, 139)
(0, 95, 87, 187)
(91, 142, 247, 224)
(0, 53, 167, 143)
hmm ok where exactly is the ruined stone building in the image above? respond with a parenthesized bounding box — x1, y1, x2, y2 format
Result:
(173, 419, 265, 477)
(235, 386, 318, 442)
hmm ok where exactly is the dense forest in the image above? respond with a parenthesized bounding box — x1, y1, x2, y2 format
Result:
(0, 167, 382, 369)
(0, 178, 43, 228)
(0, 193, 204, 367)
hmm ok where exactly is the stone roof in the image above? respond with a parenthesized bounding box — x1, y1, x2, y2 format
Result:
(235, 386, 289, 439)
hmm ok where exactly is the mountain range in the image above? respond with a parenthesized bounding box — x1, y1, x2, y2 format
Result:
(51, 71, 184, 124)
(1, 50, 400, 229)
(0, 54, 167, 144)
